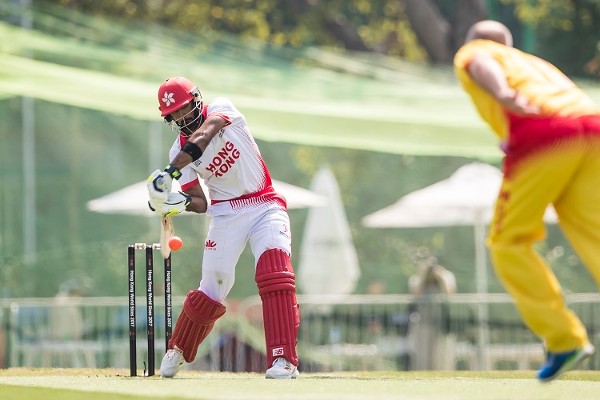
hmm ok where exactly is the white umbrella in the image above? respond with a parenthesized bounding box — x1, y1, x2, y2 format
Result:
(87, 179, 326, 216)
(363, 163, 557, 277)
(298, 167, 360, 297)
(361, 162, 558, 369)
(362, 162, 558, 295)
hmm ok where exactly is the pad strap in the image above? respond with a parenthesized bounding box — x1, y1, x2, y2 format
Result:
(255, 249, 300, 367)
(168, 290, 226, 362)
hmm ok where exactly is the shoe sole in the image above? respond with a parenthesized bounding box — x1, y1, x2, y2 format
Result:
(160, 365, 182, 378)
(539, 344, 595, 383)
(265, 370, 299, 379)
(160, 357, 184, 378)
(160, 367, 181, 378)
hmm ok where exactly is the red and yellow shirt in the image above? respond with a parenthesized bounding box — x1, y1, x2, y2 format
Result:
(454, 39, 600, 141)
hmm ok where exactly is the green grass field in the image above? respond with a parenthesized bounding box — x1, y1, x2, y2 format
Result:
(1, 369, 599, 400)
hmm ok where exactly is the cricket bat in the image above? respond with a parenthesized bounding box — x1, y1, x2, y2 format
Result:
(160, 215, 175, 259)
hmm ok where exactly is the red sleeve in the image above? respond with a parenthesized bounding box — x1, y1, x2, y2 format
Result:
(180, 178, 200, 192)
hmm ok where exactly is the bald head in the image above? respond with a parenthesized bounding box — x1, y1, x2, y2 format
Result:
(465, 20, 513, 47)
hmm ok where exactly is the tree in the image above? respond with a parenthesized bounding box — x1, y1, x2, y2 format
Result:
(41, 0, 600, 76)
(502, 0, 600, 78)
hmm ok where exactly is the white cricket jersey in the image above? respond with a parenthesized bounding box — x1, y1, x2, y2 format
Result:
(168, 97, 286, 216)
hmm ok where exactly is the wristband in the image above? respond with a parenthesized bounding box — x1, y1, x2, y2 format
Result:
(164, 164, 182, 179)
(182, 141, 203, 161)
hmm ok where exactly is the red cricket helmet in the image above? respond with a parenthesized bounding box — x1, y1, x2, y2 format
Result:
(157, 77, 201, 117)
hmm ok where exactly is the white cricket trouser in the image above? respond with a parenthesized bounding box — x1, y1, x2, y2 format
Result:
(198, 202, 292, 302)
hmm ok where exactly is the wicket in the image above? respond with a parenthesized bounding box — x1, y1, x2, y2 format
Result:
(127, 243, 173, 377)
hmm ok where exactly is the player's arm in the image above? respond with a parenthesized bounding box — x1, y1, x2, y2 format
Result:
(170, 115, 228, 171)
(183, 183, 209, 214)
(148, 115, 227, 201)
(467, 53, 540, 116)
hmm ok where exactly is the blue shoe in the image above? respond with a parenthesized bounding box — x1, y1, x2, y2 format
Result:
(537, 343, 595, 382)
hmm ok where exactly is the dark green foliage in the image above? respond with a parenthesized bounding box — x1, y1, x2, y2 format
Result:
(32, 0, 600, 77)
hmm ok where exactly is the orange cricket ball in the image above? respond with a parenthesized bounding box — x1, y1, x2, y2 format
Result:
(168, 236, 183, 251)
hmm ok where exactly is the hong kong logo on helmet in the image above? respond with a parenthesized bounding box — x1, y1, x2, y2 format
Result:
(162, 92, 175, 107)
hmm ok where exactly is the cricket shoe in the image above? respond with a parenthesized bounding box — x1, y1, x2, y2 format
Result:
(265, 357, 299, 379)
(537, 343, 595, 382)
(160, 347, 184, 378)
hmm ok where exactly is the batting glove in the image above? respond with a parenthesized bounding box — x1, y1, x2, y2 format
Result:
(156, 191, 191, 217)
(147, 198, 164, 215)
(148, 191, 191, 217)
(147, 164, 181, 203)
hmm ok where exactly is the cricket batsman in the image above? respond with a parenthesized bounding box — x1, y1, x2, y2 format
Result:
(146, 76, 300, 379)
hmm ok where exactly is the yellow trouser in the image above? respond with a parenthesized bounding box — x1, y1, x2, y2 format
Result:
(488, 137, 600, 352)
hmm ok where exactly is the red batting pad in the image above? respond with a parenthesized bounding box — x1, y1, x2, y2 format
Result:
(169, 290, 226, 362)
(255, 249, 300, 367)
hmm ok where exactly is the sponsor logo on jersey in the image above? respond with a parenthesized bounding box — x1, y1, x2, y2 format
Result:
(205, 141, 240, 178)
(272, 347, 284, 357)
(205, 240, 217, 250)
(279, 224, 290, 239)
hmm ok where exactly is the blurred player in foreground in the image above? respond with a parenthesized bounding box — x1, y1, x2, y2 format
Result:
(147, 76, 300, 379)
(454, 20, 600, 381)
